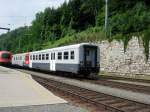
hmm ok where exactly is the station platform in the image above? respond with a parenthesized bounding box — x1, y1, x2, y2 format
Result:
(0, 66, 88, 112)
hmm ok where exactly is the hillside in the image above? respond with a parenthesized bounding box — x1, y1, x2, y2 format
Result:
(0, 0, 149, 57)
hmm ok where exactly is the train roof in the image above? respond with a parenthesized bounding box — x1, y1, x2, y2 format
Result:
(30, 43, 96, 54)
(13, 53, 27, 56)
(13, 43, 97, 55)
(0, 51, 11, 54)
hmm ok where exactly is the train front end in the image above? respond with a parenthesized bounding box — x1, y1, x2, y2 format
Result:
(0, 51, 12, 65)
(79, 44, 100, 76)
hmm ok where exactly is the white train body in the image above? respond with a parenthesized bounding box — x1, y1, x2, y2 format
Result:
(12, 53, 26, 66)
(12, 43, 100, 75)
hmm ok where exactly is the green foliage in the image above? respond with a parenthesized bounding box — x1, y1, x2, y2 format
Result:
(142, 29, 150, 60)
(43, 27, 106, 49)
(110, 2, 150, 35)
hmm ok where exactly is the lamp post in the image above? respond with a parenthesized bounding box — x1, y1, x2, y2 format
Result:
(105, 0, 108, 33)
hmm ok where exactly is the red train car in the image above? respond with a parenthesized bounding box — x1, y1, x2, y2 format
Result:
(0, 51, 12, 65)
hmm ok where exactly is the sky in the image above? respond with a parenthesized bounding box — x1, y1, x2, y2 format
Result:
(0, 0, 67, 34)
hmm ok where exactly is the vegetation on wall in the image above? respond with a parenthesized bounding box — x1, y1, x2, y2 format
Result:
(0, 0, 149, 58)
(142, 29, 150, 60)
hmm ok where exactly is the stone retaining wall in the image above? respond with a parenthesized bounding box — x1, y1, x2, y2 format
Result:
(97, 37, 150, 75)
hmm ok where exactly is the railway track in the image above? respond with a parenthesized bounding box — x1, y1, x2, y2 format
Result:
(33, 76, 150, 112)
(99, 75, 150, 84)
(86, 79, 150, 95)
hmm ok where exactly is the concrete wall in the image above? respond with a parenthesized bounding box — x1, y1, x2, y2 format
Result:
(97, 37, 150, 75)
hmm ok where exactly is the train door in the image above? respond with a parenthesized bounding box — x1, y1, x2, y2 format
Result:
(84, 46, 97, 68)
(29, 54, 32, 68)
(50, 52, 56, 71)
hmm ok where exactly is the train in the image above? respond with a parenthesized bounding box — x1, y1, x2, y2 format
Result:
(0, 51, 12, 65)
(12, 43, 100, 76)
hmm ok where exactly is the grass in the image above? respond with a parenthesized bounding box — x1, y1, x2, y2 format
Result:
(42, 27, 106, 49)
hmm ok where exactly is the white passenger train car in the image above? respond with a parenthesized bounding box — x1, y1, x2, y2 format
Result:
(12, 43, 100, 75)
(12, 53, 26, 66)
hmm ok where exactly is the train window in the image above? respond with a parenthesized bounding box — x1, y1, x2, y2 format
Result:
(58, 52, 62, 60)
(51, 53, 53, 60)
(51, 53, 55, 60)
(2, 53, 11, 59)
(39, 54, 41, 60)
(30, 55, 32, 60)
(86, 49, 90, 56)
(42, 54, 45, 60)
(54, 53, 55, 60)
(64, 52, 68, 60)
(33, 55, 35, 60)
(46, 54, 49, 60)
(70, 51, 75, 59)
(36, 55, 38, 60)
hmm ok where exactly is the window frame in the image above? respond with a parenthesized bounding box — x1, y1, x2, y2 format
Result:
(36, 55, 38, 60)
(39, 54, 41, 60)
(30, 55, 32, 60)
(51, 53, 55, 60)
(33, 55, 35, 60)
(64, 51, 69, 60)
(42, 54, 45, 60)
(57, 52, 62, 60)
(70, 51, 75, 60)
(46, 53, 49, 60)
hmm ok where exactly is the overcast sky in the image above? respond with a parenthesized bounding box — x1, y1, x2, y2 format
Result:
(0, 0, 67, 34)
